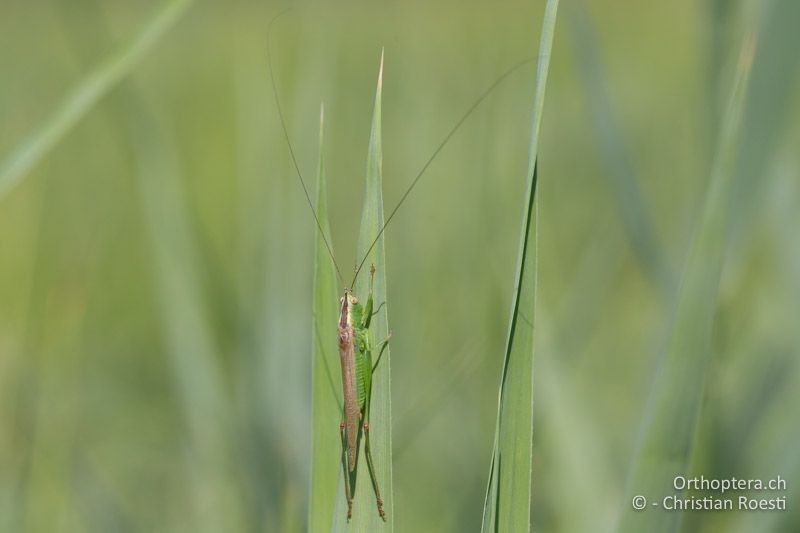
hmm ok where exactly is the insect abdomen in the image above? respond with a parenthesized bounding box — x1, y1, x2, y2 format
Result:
(356, 349, 367, 410)
(338, 318, 359, 471)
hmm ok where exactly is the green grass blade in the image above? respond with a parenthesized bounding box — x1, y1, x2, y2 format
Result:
(333, 51, 393, 531)
(481, 1, 559, 531)
(309, 105, 342, 531)
(129, 96, 244, 533)
(566, 1, 673, 296)
(616, 35, 757, 533)
(729, 0, 800, 237)
(0, 0, 194, 201)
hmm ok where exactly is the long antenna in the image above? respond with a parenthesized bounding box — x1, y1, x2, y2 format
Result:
(349, 57, 536, 289)
(267, 10, 346, 287)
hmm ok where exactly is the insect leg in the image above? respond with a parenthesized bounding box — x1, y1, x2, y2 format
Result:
(372, 333, 391, 374)
(340, 420, 353, 521)
(362, 411, 386, 521)
(370, 301, 386, 318)
(362, 264, 376, 328)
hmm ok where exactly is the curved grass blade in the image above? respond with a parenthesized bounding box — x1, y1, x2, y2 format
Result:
(309, 105, 343, 531)
(333, 50, 393, 532)
(616, 33, 757, 533)
(481, 1, 559, 531)
(0, 0, 194, 201)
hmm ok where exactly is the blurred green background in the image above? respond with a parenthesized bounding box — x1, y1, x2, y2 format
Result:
(1, 0, 798, 531)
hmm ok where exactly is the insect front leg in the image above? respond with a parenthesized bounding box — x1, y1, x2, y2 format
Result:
(362, 264, 376, 328)
(340, 419, 353, 521)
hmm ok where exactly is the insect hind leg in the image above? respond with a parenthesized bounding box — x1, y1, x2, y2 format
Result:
(340, 420, 353, 521)
(362, 421, 386, 521)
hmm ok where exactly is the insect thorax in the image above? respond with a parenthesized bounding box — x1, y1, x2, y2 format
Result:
(349, 298, 364, 329)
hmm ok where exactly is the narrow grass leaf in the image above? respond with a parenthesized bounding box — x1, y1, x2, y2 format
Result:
(481, 1, 559, 531)
(566, 1, 673, 295)
(309, 105, 343, 531)
(617, 35, 757, 533)
(0, 0, 194, 201)
(128, 95, 244, 533)
(729, 0, 800, 238)
(333, 51, 393, 531)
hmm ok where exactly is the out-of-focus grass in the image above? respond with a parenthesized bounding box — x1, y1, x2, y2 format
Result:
(130, 94, 246, 532)
(617, 26, 756, 533)
(1, 1, 799, 532)
(566, 0, 673, 298)
(0, 0, 194, 200)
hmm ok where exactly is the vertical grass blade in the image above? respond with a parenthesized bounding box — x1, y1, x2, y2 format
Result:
(729, 0, 800, 237)
(129, 97, 244, 533)
(0, 0, 194, 201)
(481, 1, 559, 531)
(333, 51, 393, 531)
(616, 35, 757, 533)
(309, 105, 342, 531)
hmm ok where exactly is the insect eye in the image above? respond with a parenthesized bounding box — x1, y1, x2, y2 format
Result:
(351, 297, 359, 305)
